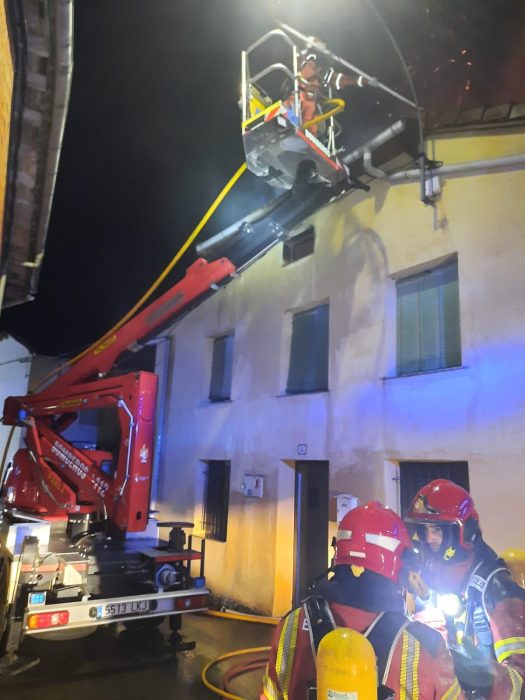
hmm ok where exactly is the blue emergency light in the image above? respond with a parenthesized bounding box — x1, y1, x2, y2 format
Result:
(29, 592, 46, 605)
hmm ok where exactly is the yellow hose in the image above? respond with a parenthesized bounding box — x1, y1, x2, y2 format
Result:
(201, 646, 270, 700)
(302, 97, 345, 130)
(205, 609, 279, 626)
(32, 162, 248, 392)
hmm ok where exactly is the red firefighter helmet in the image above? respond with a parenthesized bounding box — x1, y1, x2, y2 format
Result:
(406, 479, 480, 553)
(335, 501, 415, 584)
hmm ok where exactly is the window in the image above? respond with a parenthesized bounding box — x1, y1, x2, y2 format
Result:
(399, 461, 469, 517)
(283, 226, 315, 265)
(396, 259, 461, 375)
(287, 303, 329, 394)
(209, 334, 234, 402)
(202, 460, 230, 542)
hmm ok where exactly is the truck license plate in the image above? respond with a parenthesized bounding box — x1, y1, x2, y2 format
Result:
(97, 600, 151, 619)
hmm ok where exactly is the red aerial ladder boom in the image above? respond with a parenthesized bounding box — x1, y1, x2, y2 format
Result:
(2, 257, 235, 535)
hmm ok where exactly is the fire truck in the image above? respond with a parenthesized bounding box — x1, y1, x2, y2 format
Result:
(0, 256, 235, 671)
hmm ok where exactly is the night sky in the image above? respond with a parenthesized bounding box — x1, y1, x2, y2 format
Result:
(1, 0, 524, 356)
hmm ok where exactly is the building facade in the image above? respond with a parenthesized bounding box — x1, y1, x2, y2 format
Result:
(156, 126, 525, 616)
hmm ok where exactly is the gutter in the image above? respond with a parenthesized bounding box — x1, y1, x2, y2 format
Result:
(28, 0, 73, 293)
(388, 153, 525, 181)
(1, 0, 27, 288)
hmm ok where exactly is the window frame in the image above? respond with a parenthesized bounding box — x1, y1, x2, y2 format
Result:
(209, 333, 234, 402)
(286, 302, 329, 395)
(201, 460, 230, 542)
(398, 460, 470, 517)
(396, 258, 461, 376)
(282, 226, 315, 266)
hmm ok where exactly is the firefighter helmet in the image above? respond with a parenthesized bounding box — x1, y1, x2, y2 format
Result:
(406, 479, 481, 565)
(335, 501, 415, 584)
(501, 548, 525, 589)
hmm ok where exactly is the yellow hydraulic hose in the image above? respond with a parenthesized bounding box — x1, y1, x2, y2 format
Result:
(205, 609, 279, 626)
(302, 97, 345, 130)
(200, 610, 277, 698)
(32, 162, 248, 392)
(201, 646, 270, 700)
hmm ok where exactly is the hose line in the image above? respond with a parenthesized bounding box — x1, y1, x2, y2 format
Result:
(32, 162, 247, 392)
(302, 97, 346, 130)
(205, 609, 279, 626)
(201, 646, 270, 700)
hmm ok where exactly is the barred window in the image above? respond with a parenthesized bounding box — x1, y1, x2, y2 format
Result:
(202, 460, 230, 542)
(399, 461, 469, 517)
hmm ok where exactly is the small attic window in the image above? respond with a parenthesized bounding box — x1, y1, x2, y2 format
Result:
(283, 226, 315, 265)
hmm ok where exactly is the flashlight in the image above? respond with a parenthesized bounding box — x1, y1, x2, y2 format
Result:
(438, 593, 463, 618)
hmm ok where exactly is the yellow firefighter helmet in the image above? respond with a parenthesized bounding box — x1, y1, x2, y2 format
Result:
(501, 548, 525, 588)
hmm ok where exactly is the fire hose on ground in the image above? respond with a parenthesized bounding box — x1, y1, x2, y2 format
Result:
(200, 610, 277, 700)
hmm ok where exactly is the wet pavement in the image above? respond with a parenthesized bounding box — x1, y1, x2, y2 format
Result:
(0, 613, 275, 700)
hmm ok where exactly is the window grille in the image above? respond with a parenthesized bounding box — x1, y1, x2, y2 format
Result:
(399, 460, 469, 517)
(202, 460, 230, 542)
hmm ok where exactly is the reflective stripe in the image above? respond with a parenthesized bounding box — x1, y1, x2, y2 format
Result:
(441, 678, 462, 700)
(275, 608, 300, 700)
(365, 533, 401, 552)
(508, 667, 523, 700)
(399, 631, 420, 700)
(261, 671, 282, 700)
(494, 636, 525, 663)
(412, 635, 420, 700)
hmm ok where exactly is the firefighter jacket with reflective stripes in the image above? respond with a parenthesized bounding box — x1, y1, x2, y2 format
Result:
(463, 550, 525, 700)
(260, 601, 464, 700)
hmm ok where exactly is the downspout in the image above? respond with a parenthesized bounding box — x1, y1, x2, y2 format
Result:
(146, 336, 171, 508)
(343, 119, 406, 180)
(0, 274, 6, 315)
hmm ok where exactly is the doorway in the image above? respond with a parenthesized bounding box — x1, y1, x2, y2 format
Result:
(293, 460, 329, 606)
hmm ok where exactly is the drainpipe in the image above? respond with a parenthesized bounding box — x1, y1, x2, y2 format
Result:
(0, 274, 6, 316)
(343, 119, 406, 180)
(145, 336, 171, 508)
(388, 153, 525, 182)
(362, 150, 387, 179)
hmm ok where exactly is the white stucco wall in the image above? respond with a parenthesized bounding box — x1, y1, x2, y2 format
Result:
(157, 127, 525, 615)
(0, 335, 31, 471)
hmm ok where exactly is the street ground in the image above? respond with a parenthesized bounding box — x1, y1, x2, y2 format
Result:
(0, 613, 274, 700)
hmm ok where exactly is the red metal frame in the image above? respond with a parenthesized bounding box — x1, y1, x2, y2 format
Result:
(2, 258, 235, 532)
